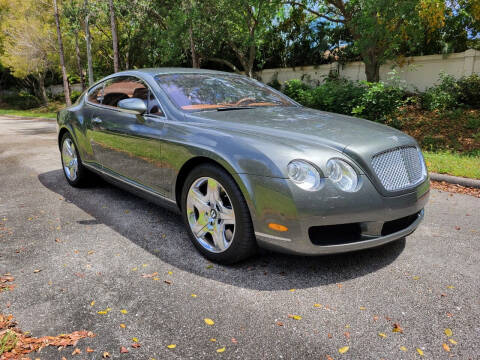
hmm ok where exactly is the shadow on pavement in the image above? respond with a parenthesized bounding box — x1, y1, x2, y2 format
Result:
(38, 169, 405, 291)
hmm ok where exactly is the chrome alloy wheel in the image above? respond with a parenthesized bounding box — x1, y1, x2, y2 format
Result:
(62, 138, 78, 181)
(186, 177, 236, 253)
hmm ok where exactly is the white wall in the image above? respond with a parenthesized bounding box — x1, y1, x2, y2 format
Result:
(258, 49, 480, 91)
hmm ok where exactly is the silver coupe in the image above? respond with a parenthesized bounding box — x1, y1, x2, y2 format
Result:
(57, 68, 430, 263)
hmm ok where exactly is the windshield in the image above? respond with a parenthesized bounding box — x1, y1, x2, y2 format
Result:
(154, 73, 296, 112)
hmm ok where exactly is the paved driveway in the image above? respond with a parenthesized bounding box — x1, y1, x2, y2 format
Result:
(0, 116, 479, 359)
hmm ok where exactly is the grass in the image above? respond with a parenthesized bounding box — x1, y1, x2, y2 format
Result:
(0, 101, 64, 119)
(424, 151, 480, 179)
(0, 108, 56, 119)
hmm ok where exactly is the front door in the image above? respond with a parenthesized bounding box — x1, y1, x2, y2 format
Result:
(89, 76, 167, 194)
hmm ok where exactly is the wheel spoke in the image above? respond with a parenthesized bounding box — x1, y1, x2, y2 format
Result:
(207, 178, 220, 205)
(218, 204, 235, 224)
(188, 188, 210, 213)
(211, 222, 227, 251)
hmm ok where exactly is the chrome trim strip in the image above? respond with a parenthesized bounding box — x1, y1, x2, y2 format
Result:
(83, 162, 177, 204)
(255, 232, 291, 242)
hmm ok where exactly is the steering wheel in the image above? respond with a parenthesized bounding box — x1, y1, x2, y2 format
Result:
(235, 97, 256, 106)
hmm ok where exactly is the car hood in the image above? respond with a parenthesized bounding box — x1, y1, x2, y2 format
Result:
(191, 106, 416, 153)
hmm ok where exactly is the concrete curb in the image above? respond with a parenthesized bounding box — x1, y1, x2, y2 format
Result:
(430, 172, 480, 189)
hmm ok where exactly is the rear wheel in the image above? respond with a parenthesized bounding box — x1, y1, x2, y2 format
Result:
(60, 132, 91, 187)
(181, 164, 256, 264)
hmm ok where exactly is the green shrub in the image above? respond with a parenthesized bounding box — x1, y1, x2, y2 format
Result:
(282, 79, 313, 105)
(352, 81, 406, 122)
(0, 91, 41, 110)
(70, 90, 83, 104)
(457, 74, 480, 108)
(422, 73, 460, 111)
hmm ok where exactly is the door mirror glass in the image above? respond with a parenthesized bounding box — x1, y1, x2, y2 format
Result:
(117, 98, 147, 114)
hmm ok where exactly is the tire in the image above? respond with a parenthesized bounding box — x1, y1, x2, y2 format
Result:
(181, 163, 257, 264)
(60, 132, 91, 187)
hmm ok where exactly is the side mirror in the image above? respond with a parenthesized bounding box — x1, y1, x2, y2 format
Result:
(117, 98, 147, 115)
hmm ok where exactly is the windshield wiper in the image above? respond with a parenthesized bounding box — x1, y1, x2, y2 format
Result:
(216, 106, 255, 111)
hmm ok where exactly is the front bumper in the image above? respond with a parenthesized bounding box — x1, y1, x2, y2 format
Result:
(235, 173, 429, 256)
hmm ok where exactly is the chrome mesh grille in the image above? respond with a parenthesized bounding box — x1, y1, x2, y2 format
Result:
(371, 146, 424, 191)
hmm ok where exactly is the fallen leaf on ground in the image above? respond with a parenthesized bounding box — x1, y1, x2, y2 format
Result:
(328, 333, 333, 338)
(326, 356, 334, 360)
(120, 309, 128, 314)
(313, 303, 322, 308)
(97, 308, 112, 315)
(444, 328, 453, 337)
(210, 338, 216, 342)
(141, 272, 158, 278)
(373, 316, 379, 321)
(400, 346, 407, 352)
(168, 271, 173, 275)
(206, 264, 214, 269)
(131, 267, 138, 271)
(276, 321, 284, 326)
(287, 314, 302, 320)
(413, 275, 420, 280)
(132, 337, 138, 343)
(338, 346, 349, 354)
(393, 323, 404, 333)
(231, 338, 238, 344)
(344, 332, 350, 339)
(164, 280, 172, 285)
(103, 351, 111, 358)
(442, 343, 450, 352)
(447, 285, 454, 289)
(33, 269, 42, 273)
(90, 301, 95, 307)
(216, 347, 226, 353)
(132, 343, 141, 348)
(204, 318, 215, 325)
(449, 339, 457, 345)
(416, 348, 424, 356)
(167, 344, 176, 349)
(86, 347, 94, 353)
(378, 332, 387, 338)
(0, 313, 94, 358)
(289, 289, 295, 292)
(359, 306, 366, 310)
(191, 294, 197, 298)
(120, 323, 126, 329)
(120, 346, 129, 353)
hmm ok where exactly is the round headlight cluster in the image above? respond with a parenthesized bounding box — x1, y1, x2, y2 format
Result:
(326, 158, 358, 192)
(287, 160, 322, 191)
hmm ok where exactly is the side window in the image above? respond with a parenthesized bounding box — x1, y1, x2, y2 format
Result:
(87, 82, 104, 104)
(101, 76, 165, 117)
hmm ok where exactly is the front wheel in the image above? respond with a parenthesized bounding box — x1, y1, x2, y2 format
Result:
(181, 164, 257, 264)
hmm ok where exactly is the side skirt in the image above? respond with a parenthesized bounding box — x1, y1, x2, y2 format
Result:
(83, 162, 180, 214)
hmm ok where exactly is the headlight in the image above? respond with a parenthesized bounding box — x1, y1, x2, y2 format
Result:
(287, 160, 322, 191)
(326, 158, 358, 192)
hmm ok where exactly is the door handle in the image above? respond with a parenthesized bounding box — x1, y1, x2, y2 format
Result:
(92, 117, 103, 124)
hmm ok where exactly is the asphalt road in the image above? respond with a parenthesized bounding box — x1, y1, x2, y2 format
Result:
(0, 115, 479, 360)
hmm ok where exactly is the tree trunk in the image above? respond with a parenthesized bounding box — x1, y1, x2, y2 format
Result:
(189, 25, 200, 68)
(84, 0, 94, 86)
(108, 0, 119, 73)
(37, 74, 49, 106)
(363, 54, 381, 82)
(53, 0, 72, 106)
(75, 34, 86, 91)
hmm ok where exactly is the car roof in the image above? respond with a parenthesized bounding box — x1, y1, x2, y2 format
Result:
(113, 67, 238, 78)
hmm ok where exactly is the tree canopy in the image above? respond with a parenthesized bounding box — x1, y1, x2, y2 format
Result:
(0, 0, 478, 96)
